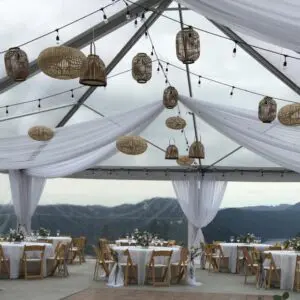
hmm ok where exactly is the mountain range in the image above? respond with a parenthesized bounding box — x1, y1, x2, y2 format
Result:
(0, 198, 299, 253)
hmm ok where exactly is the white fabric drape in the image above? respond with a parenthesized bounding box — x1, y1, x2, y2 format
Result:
(178, 0, 300, 52)
(9, 170, 46, 232)
(0, 101, 163, 170)
(179, 94, 300, 174)
(172, 174, 227, 247)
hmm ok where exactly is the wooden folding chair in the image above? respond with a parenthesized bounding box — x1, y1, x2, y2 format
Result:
(92, 245, 114, 279)
(205, 244, 219, 272)
(146, 250, 173, 286)
(236, 246, 245, 273)
(263, 252, 281, 289)
(242, 247, 259, 284)
(80, 236, 87, 262)
(0, 244, 9, 278)
(121, 249, 138, 285)
(294, 255, 300, 291)
(70, 237, 85, 264)
(48, 243, 68, 277)
(21, 245, 45, 279)
(171, 247, 188, 284)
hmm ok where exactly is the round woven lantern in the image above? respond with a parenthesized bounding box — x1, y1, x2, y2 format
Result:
(278, 103, 300, 125)
(176, 155, 194, 166)
(258, 96, 277, 123)
(116, 136, 147, 155)
(163, 86, 178, 109)
(176, 26, 200, 64)
(189, 141, 205, 159)
(132, 53, 152, 83)
(4, 47, 29, 81)
(165, 116, 186, 130)
(28, 126, 54, 141)
(165, 144, 179, 160)
(79, 42, 106, 86)
(38, 46, 86, 80)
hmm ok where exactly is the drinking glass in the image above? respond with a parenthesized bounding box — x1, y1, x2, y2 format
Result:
(257, 237, 261, 243)
(236, 238, 240, 243)
(230, 236, 234, 243)
(56, 229, 60, 236)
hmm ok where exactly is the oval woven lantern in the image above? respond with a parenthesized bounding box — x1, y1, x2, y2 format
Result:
(176, 155, 194, 166)
(165, 116, 186, 130)
(176, 26, 200, 64)
(38, 46, 86, 80)
(132, 53, 152, 83)
(189, 141, 205, 159)
(258, 96, 277, 123)
(4, 47, 29, 81)
(79, 42, 106, 86)
(116, 136, 147, 155)
(278, 103, 300, 125)
(165, 144, 179, 160)
(163, 86, 178, 109)
(28, 126, 54, 141)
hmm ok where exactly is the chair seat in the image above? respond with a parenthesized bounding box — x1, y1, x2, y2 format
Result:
(103, 260, 114, 264)
(147, 264, 168, 267)
(22, 258, 42, 262)
(171, 262, 187, 266)
(120, 263, 137, 267)
(212, 255, 229, 258)
(247, 263, 259, 267)
(263, 266, 281, 270)
(70, 247, 79, 251)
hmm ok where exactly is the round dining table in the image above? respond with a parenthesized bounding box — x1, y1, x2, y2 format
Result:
(264, 250, 300, 290)
(0, 241, 54, 279)
(37, 236, 72, 249)
(219, 242, 271, 273)
(111, 245, 181, 285)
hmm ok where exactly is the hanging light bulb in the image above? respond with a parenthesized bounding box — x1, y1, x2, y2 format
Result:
(126, 10, 131, 20)
(101, 8, 108, 24)
(232, 41, 237, 57)
(230, 86, 235, 96)
(55, 29, 60, 45)
(145, 31, 148, 39)
(141, 11, 145, 22)
(198, 76, 201, 85)
(283, 55, 287, 70)
(38, 99, 41, 109)
(6, 106, 8, 115)
(71, 89, 74, 98)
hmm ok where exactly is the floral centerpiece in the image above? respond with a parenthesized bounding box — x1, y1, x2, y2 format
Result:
(7, 228, 25, 242)
(236, 233, 256, 243)
(39, 227, 50, 237)
(283, 237, 300, 251)
(133, 229, 152, 247)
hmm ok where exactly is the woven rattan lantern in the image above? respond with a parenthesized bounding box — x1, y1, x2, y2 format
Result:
(176, 26, 200, 64)
(132, 53, 152, 83)
(38, 46, 86, 80)
(4, 47, 29, 81)
(163, 86, 178, 109)
(258, 96, 277, 123)
(28, 126, 54, 141)
(176, 155, 194, 166)
(116, 136, 147, 155)
(79, 42, 106, 86)
(166, 116, 186, 130)
(189, 141, 205, 159)
(278, 104, 300, 125)
(165, 141, 179, 159)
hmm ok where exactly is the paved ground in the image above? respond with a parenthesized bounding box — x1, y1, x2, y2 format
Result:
(0, 260, 298, 300)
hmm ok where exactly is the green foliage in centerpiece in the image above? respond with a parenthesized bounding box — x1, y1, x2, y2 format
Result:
(133, 228, 152, 247)
(283, 237, 300, 251)
(7, 228, 25, 242)
(236, 233, 256, 243)
(39, 227, 50, 237)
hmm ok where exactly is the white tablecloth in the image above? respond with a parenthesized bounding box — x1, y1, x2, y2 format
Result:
(0, 242, 54, 279)
(115, 239, 137, 245)
(264, 250, 300, 290)
(38, 236, 72, 249)
(219, 243, 271, 273)
(112, 246, 181, 284)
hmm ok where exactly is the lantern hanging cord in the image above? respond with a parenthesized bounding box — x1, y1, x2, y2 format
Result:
(0, 59, 157, 112)
(159, 59, 299, 104)
(0, 0, 121, 54)
(126, 0, 300, 62)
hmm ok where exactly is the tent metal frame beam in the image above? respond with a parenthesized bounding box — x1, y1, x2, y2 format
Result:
(56, 0, 171, 127)
(67, 165, 300, 182)
(0, 0, 162, 95)
(210, 20, 300, 96)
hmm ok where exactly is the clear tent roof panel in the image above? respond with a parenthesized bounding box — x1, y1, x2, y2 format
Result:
(0, 1, 296, 168)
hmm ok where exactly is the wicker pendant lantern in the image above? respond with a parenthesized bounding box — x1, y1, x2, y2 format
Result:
(165, 116, 186, 130)
(4, 47, 29, 81)
(165, 140, 179, 159)
(163, 86, 178, 109)
(189, 141, 205, 159)
(258, 96, 277, 123)
(38, 46, 86, 79)
(116, 136, 147, 155)
(28, 126, 54, 141)
(278, 103, 300, 125)
(176, 26, 200, 64)
(176, 155, 194, 166)
(132, 53, 152, 83)
(79, 42, 106, 86)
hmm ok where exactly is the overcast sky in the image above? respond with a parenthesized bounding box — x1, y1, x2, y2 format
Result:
(0, 0, 300, 209)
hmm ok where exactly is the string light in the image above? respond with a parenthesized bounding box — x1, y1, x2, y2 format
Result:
(283, 55, 288, 69)
(140, 11, 145, 21)
(198, 76, 201, 85)
(134, 14, 138, 27)
(230, 86, 235, 96)
(123, 0, 131, 20)
(165, 63, 169, 72)
(157, 64, 160, 72)
(55, 29, 60, 44)
(101, 8, 108, 24)
(38, 99, 41, 109)
(150, 46, 154, 56)
(5, 106, 8, 115)
(145, 31, 148, 38)
(71, 89, 74, 98)
(232, 41, 237, 57)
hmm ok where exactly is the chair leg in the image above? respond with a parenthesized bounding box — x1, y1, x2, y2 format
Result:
(124, 266, 128, 286)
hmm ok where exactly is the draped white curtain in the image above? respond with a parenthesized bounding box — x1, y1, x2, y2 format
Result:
(9, 170, 46, 232)
(179, 94, 300, 174)
(178, 0, 300, 52)
(172, 174, 227, 247)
